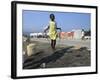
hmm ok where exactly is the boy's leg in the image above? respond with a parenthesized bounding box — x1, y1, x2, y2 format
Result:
(53, 40, 56, 50)
(51, 39, 56, 50)
(51, 40, 53, 49)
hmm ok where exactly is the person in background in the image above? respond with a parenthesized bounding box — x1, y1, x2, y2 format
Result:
(81, 29, 85, 40)
(44, 14, 61, 50)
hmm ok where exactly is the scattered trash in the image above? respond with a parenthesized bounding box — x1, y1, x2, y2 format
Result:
(42, 63, 46, 68)
(23, 51, 26, 55)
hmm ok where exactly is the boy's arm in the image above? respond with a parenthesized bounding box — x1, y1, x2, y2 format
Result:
(56, 27, 61, 30)
(55, 22, 62, 31)
(44, 26, 49, 33)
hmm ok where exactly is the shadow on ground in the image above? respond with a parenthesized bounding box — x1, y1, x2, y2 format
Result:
(23, 46, 90, 69)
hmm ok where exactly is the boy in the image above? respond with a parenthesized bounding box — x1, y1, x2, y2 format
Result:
(44, 14, 61, 50)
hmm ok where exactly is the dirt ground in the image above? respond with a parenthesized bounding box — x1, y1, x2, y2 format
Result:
(23, 40, 91, 69)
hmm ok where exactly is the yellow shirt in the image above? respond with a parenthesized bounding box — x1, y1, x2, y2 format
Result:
(48, 21, 57, 40)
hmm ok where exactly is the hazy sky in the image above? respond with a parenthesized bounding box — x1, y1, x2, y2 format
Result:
(22, 10, 91, 33)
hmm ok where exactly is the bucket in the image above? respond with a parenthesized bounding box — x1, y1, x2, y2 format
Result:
(27, 43, 36, 56)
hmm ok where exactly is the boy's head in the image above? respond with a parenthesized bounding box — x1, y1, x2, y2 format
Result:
(50, 14, 55, 21)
